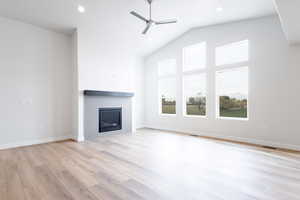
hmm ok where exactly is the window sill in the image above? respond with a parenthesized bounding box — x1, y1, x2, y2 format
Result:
(159, 114, 177, 117)
(216, 116, 249, 121)
(183, 115, 207, 119)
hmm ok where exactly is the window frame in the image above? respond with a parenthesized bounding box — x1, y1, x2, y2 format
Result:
(183, 42, 207, 72)
(215, 40, 250, 121)
(215, 40, 249, 67)
(158, 59, 177, 116)
(182, 42, 208, 118)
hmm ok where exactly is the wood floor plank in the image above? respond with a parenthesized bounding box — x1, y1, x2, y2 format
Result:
(0, 150, 8, 200)
(1, 129, 300, 200)
(60, 157, 99, 188)
(22, 146, 46, 167)
(122, 179, 167, 200)
(89, 185, 122, 200)
(33, 166, 74, 200)
(94, 170, 145, 200)
(56, 170, 99, 200)
(16, 149, 46, 200)
(4, 149, 26, 200)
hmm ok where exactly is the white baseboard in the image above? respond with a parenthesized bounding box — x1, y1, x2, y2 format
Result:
(0, 135, 73, 150)
(76, 136, 85, 142)
(144, 126, 300, 152)
(136, 125, 146, 130)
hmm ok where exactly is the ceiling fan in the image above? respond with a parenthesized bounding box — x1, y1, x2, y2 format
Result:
(130, 0, 178, 34)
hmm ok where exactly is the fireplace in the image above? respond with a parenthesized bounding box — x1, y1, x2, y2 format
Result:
(83, 90, 133, 140)
(98, 108, 122, 133)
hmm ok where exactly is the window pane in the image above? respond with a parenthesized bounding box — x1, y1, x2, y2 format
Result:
(159, 77, 176, 114)
(183, 42, 206, 72)
(183, 73, 206, 116)
(158, 59, 176, 77)
(216, 67, 248, 119)
(216, 40, 249, 66)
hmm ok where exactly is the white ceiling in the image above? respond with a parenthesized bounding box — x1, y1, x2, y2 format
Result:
(274, 0, 300, 45)
(0, 0, 276, 56)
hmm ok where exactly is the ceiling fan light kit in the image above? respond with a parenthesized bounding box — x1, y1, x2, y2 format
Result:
(130, 0, 178, 34)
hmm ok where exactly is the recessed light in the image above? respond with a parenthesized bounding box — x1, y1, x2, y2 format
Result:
(78, 5, 85, 13)
(216, 6, 223, 12)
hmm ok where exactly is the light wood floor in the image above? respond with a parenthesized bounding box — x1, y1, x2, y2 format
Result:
(1, 129, 300, 200)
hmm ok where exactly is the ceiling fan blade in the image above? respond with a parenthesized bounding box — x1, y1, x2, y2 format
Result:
(155, 19, 178, 25)
(130, 11, 148, 22)
(142, 23, 152, 34)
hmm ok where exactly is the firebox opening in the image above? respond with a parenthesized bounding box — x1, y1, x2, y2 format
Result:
(98, 108, 122, 133)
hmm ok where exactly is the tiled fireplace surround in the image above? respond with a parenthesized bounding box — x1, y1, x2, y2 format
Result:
(82, 90, 134, 140)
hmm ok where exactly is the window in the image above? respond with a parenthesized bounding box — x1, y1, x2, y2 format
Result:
(216, 40, 249, 66)
(159, 77, 177, 114)
(158, 59, 176, 76)
(183, 74, 207, 116)
(156, 40, 249, 120)
(215, 40, 249, 119)
(158, 59, 177, 115)
(183, 42, 206, 72)
(182, 42, 207, 116)
(216, 67, 248, 119)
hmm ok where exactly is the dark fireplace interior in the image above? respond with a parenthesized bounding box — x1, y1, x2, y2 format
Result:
(99, 107, 122, 133)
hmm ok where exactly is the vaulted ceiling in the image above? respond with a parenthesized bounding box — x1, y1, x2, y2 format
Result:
(274, 0, 300, 45)
(0, 0, 277, 56)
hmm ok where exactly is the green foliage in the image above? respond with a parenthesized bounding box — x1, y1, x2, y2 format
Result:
(186, 105, 206, 115)
(220, 108, 247, 118)
(162, 95, 176, 114)
(186, 96, 206, 116)
(161, 95, 247, 118)
(162, 96, 176, 105)
(219, 96, 247, 118)
(162, 105, 176, 114)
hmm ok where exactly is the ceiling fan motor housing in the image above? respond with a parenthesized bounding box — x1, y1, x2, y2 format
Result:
(130, 0, 177, 34)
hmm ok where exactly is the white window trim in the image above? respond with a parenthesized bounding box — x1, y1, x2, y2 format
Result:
(182, 42, 208, 118)
(158, 59, 177, 116)
(183, 42, 207, 73)
(183, 114, 208, 119)
(160, 113, 177, 117)
(214, 39, 250, 121)
(215, 66, 249, 121)
(182, 72, 208, 118)
(215, 40, 249, 67)
(216, 116, 249, 121)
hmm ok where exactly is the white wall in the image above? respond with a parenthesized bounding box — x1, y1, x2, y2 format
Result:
(71, 31, 80, 141)
(76, 25, 145, 138)
(0, 17, 73, 149)
(144, 16, 300, 150)
(274, 0, 300, 44)
(132, 57, 145, 129)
